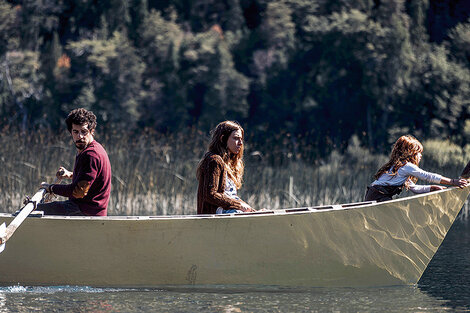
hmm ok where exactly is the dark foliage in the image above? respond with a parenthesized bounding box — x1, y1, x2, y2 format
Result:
(1, 0, 470, 161)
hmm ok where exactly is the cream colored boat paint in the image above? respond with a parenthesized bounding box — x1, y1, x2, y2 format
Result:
(0, 187, 468, 287)
(0, 223, 5, 253)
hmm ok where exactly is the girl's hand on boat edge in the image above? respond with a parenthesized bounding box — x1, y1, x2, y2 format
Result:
(451, 178, 469, 188)
(430, 185, 446, 191)
(240, 201, 256, 212)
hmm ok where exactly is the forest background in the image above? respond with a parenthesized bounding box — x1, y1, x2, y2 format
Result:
(1, 0, 470, 215)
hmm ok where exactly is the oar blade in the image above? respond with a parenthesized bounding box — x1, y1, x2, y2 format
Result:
(0, 222, 6, 254)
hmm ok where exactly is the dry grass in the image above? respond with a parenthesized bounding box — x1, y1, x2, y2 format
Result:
(0, 129, 468, 216)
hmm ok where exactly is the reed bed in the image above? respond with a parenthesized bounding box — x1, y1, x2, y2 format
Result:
(0, 129, 469, 217)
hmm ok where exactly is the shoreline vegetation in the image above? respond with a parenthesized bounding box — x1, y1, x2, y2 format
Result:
(1, 1, 470, 161)
(1, 1, 470, 217)
(1, 129, 469, 217)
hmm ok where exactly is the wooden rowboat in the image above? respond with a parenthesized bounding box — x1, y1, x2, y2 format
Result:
(0, 186, 469, 288)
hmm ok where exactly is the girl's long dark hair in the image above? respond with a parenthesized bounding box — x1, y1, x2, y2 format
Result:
(197, 121, 245, 188)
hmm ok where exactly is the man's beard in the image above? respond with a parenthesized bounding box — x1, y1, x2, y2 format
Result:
(75, 141, 86, 150)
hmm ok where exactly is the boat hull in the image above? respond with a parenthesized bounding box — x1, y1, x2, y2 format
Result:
(0, 187, 468, 287)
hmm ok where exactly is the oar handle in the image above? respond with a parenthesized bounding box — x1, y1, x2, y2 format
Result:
(0, 168, 67, 246)
(43, 169, 66, 203)
(0, 188, 46, 245)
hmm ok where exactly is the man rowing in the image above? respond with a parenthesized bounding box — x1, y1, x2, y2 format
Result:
(39, 108, 112, 216)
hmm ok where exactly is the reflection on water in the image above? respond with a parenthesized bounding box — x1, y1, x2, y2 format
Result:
(418, 218, 470, 310)
(0, 285, 450, 312)
(0, 217, 469, 312)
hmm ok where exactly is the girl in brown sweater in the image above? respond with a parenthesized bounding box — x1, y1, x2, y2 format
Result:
(196, 121, 255, 214)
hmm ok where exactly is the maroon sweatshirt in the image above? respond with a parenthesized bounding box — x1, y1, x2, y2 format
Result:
(52, 140, 111, 216)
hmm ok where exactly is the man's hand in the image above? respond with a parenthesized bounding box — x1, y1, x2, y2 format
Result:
(57, 167, 72, 179)
(40, 182, 52, 193)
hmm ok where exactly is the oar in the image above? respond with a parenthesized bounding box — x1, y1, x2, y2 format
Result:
(0, 188, 47, 253)
(0, 169, 64, 253)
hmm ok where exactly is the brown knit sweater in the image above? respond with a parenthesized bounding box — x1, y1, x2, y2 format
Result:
(197, 153, 243, 214)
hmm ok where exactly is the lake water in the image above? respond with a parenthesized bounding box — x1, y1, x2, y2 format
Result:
(1, 217, 469, 312)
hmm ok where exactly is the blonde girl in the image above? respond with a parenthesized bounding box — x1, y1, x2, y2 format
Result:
(365, 135, 467, 202)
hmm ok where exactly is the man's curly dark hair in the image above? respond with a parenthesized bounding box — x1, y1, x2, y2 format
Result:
(66, 108, 97, 132)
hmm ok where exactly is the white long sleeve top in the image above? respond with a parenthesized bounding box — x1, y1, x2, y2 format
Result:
(371, 162, 442, 194)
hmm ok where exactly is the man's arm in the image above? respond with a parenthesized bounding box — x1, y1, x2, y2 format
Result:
(49, 152, 99, 198)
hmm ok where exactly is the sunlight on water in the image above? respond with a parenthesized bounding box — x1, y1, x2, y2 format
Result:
(0, 285, 113, 294)
(1, 285, 27, 293)
(0, 285, 455, 312)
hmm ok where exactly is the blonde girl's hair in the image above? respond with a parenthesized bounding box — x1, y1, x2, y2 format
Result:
(374, 135, 423, 185)
(197, 121, 245, 188)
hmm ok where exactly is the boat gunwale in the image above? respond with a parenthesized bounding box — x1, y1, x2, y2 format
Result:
(0, 187, 463, 221)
